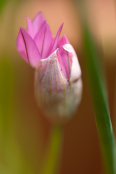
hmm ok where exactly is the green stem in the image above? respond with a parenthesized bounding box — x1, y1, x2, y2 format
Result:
(41, 125, 63, 174)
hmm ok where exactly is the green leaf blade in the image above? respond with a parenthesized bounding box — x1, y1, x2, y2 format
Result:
(83, 25, 116, 174)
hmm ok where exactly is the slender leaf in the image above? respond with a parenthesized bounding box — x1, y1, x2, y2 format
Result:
(83, 25, 116, 174)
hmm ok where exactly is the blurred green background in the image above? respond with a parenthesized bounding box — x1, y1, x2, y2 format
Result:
(0, 0, 116, 173)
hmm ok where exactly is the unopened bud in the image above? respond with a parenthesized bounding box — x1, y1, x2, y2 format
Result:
(16, 12, 82, 123)
(34, 44, 82, 123)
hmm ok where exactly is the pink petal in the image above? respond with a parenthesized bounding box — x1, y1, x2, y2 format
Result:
(58, 35, 72, 80)
(50, 23, 63, 54)
(27, 17, 34, 39)
(16, 28, 41, 67)
(59, 34, 69, 46)
(16, 29, 28, 63)
(34, 22, 52, 59)
(32, 12, 45, 37)
(63, 44, 81, 82)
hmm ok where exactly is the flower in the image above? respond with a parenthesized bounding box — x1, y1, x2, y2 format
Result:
(16, 12, 82, 123)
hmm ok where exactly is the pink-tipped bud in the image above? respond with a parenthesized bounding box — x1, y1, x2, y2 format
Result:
(16, 12, 82, 123)
(34, 44, 82, 123)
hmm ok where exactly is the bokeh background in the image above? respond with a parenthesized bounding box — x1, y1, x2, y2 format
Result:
(0, 0, 116, 173)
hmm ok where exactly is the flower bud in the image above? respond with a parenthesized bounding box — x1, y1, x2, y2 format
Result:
(16, 12, 82, 123)
(34, 44, 82, 123)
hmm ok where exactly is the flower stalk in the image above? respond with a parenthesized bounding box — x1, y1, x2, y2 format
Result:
(41, 126, 63, 174)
